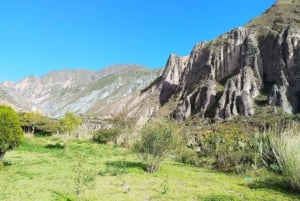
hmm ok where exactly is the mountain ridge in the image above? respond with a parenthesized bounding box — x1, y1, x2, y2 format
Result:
(0, 64, 162, 118)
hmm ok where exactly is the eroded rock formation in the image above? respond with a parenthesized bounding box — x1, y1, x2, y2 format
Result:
(136, 0, 300, 121)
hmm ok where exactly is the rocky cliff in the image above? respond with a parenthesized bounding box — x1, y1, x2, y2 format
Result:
(131, 0, 300, 122)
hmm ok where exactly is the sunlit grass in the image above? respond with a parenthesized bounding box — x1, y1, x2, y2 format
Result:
(0, 135, 299, 201)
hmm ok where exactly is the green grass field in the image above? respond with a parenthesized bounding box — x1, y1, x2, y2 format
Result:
(0, 135, 299, 201)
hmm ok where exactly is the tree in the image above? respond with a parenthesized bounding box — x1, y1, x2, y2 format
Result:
(133, 120, 175, 173)
(59, 112, 82, 136)
(0, 105, 24, 160)
(20, 112, 59, 135)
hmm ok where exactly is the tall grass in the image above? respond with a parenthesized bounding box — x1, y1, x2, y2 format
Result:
(270, 123, 300, 192)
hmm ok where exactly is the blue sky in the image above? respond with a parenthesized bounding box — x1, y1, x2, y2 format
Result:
(0, 0, 275, 82)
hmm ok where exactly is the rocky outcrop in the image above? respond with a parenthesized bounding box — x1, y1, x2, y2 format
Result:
(217, 66, 258, 118)
(136, 0, 300, 121)
(170, 27, 263, 119)
(159, 54, 189, 105)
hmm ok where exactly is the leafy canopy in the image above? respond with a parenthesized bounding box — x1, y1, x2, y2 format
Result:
(19, 112, 59, 135)
(59, 112, 82, 135)
(0, 105, 23, 157)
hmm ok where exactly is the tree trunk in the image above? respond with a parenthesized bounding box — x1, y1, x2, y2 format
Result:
(0, 151, 6, 160)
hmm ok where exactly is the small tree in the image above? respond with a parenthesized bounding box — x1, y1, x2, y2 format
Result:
(133, 120, 175, 173)
(0, 105, 24, 160)
(59, 112, 82, 136)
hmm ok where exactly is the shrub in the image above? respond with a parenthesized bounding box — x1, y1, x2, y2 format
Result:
(92, 128, 120, 144)
(0, 105, 24, 160)
(270, 123, 300, 192)
(178, 148, 199, 165)
(194, 127, 263, 173)
(133, 120, 175, 173)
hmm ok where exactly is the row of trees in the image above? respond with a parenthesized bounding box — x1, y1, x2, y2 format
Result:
(19, 111, 82, 136)
(0, 105, 82, 160)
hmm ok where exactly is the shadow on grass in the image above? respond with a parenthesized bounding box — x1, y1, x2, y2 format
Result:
(45, 142, 65, 150)
(246, 178, 300, 197)
(197, 194, 242, 201)
(99, 160, 146, 176)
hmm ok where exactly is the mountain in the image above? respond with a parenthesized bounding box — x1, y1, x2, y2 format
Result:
(0, 65, 162, 118)
(2, 0, 299, 124)
(128, 0, 300, 124)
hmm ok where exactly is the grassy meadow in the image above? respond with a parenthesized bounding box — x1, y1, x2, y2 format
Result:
(0, 134, 299, 201)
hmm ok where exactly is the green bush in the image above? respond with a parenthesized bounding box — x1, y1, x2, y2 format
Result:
(270, 123, 300, 192)
(92, 128, 120, 144)
(133, 120, 175, 173)
(195, 126, 264, 173)
(178, 148, 199, 165)
(0, 105, 24, 160)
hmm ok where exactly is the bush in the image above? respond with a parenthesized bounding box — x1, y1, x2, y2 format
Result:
(178, 148, 199, 165)
(92, 128, 120, 144)
(270, 123, 300, 192)
(0, 105, 24, 160)
(133, 120, 175, 173)
(195, 127, 263, 173)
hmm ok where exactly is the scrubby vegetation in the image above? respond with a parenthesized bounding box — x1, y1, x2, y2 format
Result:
(1, 107, 300, 200)
(92, 128, 120, 144)
(1, 134, 299, 201)
(133, 120, 175, 173)
(269, 123, 300, 192)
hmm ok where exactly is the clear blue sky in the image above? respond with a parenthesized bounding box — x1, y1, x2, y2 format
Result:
(0, 0, 275, 82)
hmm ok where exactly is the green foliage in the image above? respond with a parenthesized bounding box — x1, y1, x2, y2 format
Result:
(178, 148, 199, 165)
(160, 179, 169, 194)
(195, 124, 264, 173)
(1, 136, 299, 200)
(19, 112, 59, 135)
(92, 128, 120, 144)
(0, 105, 24, 159)
(133, 120, 175, 173)
(270, 123, 300, 192)
(59, 112, 82, 135)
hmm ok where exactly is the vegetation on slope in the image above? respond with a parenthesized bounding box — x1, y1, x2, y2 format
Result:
(246, 0, 300, 31)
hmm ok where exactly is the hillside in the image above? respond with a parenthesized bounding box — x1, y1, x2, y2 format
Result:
(0, 65, 162, 118)
(128, 0, 300, 123)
